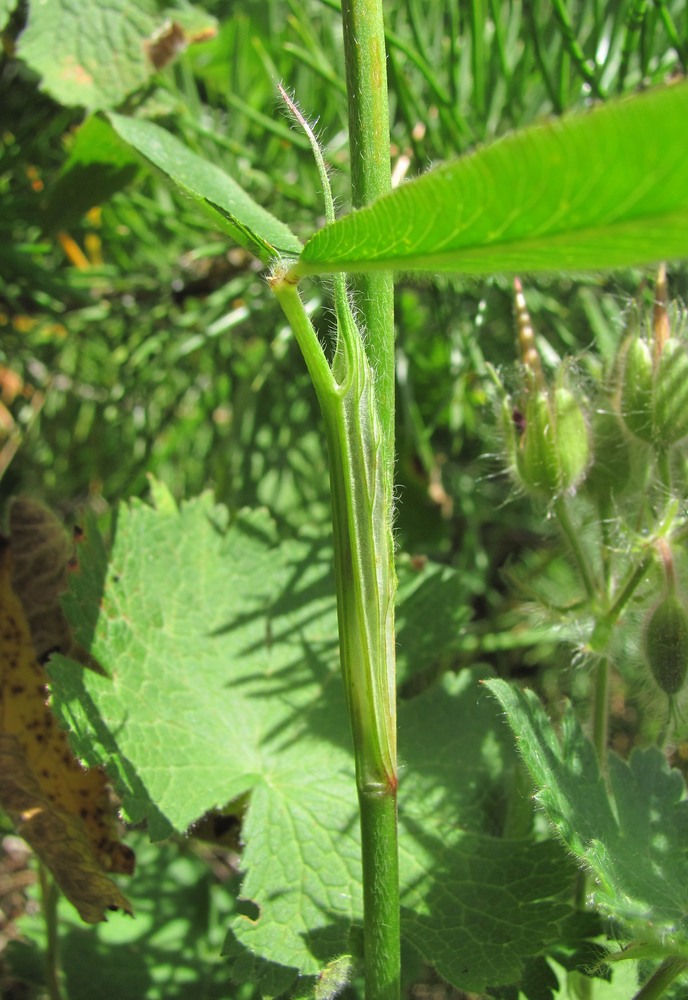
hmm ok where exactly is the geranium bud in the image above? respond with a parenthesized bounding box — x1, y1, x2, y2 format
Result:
(654, 338, 688, 445)
(514, 385, 589, 499)
(619, 333, 688, 448)
(619, 335, 654, 443)
(643, 594, 688, 696)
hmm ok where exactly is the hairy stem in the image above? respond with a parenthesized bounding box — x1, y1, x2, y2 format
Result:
(340, 0, 395, 485)
(592, 656, 610, 769)
(554, 498, 597, 600)
(270, 274, 399, 999)
(632, 957, 688, 1000)
(339, 2, 399, 996)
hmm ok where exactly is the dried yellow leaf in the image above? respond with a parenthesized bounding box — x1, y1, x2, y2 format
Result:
(0, 532, 134, 923)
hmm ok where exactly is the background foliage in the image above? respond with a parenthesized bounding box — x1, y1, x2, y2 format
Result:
(2, 0, 688, 997)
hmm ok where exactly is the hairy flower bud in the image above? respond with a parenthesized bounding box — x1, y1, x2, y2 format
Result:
(513, 384, 590, 500)
(619, 334, 688, 448)
(619, 336, 654, 442)
(654, 338, 688, 445)
(643, 594, 688, 696)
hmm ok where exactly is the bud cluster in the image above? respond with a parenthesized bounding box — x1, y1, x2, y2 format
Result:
(493, 271, 688, 730)
(498, 274, 688, 507)
(500, 279, 590, 502)
(618, 331, 688, 450)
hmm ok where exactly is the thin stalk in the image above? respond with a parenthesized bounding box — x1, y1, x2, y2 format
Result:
(618, 0, 648, 92)
(554, 498, 597, 601)
(657, 449, 672, 493)
(551, 0, 604, 98)
(592, 656, 610, 769)
(654, 0, 688, 70)
(39, 864, 64, 1000)
(525, 0, 562, 112)
(270, 275, 399, 1000)
(606, 552, 654, 627)
(470, 0, 486, 123)
(632, 957, 688, 1000)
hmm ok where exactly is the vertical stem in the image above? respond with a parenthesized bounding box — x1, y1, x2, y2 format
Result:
(657, 449, 672, 492)
(270, 275, 400, 1000)
(338, 4, 400, 998)
(470, 0, 486, 124)
(359, 792, 401, 1000)
(592, 656, 610, 769)
(39, 864, 64, 1000)
(554, 498, 597, 601)
(340, 0, 395, 480)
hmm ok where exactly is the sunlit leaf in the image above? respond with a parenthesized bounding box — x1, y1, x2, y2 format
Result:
(295, 83, 688, 277)
(487, 680, 688, 956)
(16, 0, 216, 109)
(108, 113, 303, 264)
(51, 490, 575, 988)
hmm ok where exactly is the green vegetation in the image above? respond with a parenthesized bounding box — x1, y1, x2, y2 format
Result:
(2, 1, 688, 998)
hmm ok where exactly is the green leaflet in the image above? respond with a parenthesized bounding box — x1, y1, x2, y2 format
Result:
(294, 82, 688, 277)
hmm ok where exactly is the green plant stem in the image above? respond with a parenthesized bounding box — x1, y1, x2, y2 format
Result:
(554, 498, 596, 601)
(592, 656, 610, 767)
(338, 4, 399, 996)
(551, 0, 604, 97)
(470, 0, 486, 122)
(340, 0, 395, 479)
(632, 957, 688, 1000)
(39, 864, 63, 1000)
(607, 553, 654, 627)
(270, 274, 400, 1000)
(359, 790, 401, 999)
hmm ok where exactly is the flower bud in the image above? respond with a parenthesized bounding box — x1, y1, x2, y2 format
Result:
(619, 335, 654, 442)
(654, 338, 688, 445)
(619, 334, 688, 448)
(513, 384, 590, 500)
(643, 594, 688, 696)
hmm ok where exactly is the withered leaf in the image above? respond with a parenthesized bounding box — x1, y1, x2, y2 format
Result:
(9, 496, 103, 672)
(0, 539, 134, 923)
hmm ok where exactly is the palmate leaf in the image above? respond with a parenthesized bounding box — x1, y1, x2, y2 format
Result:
(486, 680, 688, 957)
(107, 113, 303, 264)
(294, 82, 688, 278)
(50, 487, 576, 993)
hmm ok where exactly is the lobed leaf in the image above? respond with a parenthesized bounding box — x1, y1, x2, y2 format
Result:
(18, 0, 155, 109)
(486, 680, 688, 955)
(51, 493, 578, 990)
(108, 113, 303, 264)
(295, 82, 688, 278)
